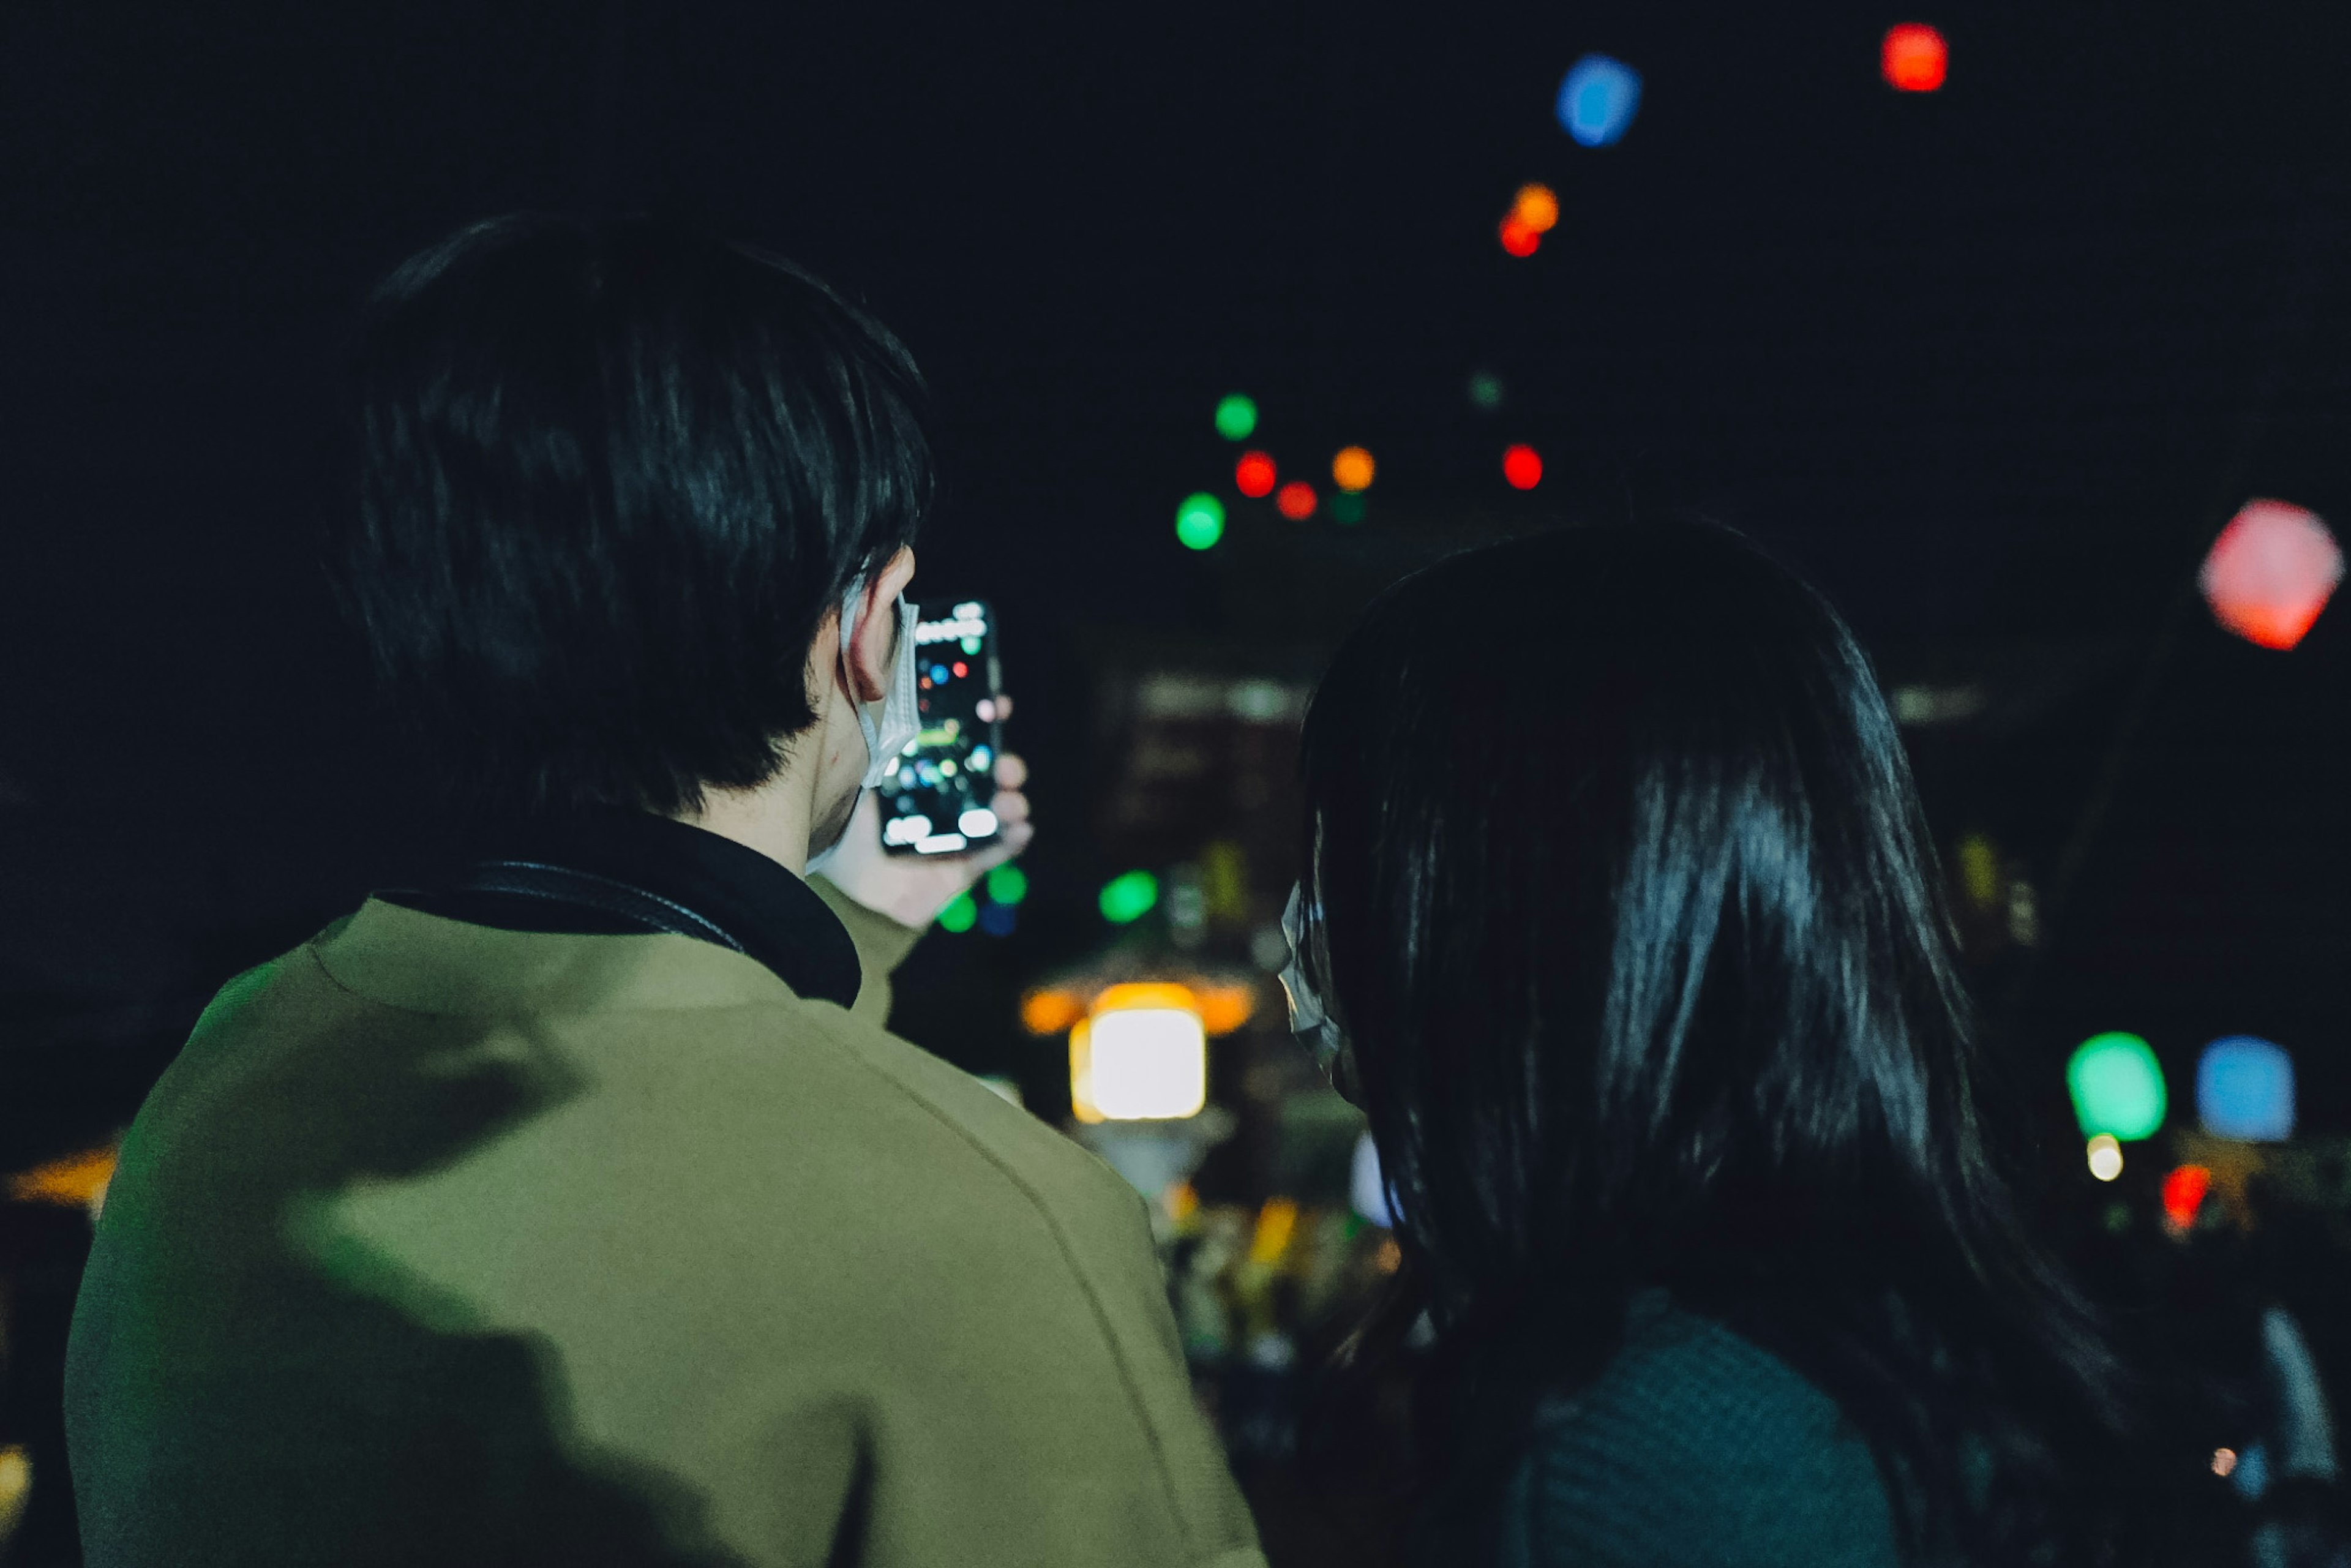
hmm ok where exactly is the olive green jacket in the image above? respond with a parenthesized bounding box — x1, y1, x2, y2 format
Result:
(66, 879, 1265, 1568)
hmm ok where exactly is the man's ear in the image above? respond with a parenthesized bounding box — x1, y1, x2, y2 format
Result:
(844, 546, 918, 703)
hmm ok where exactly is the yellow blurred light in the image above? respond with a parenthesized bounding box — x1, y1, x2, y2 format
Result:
(1021, 987, 1084, 1037)
(1201, 840, 1251, 923)
(1331, 446, 1376, 493)
(1069, 1019, 1102, 1123)
(2087, 1133, 2123, 1182)
(2213, 1447, 2237, 1477)
(1373, 1235, 1403, 1274)
(1250, 1197, 1300, 1264)
(1094, 981, 1198, 1015)
(8, 1144, 116, 1214)
(0, 1446, 28, 1545)
(1167, 1180, 1199, 1224)
(1513, 182, 1560, 234)
(1956, 833, 2001, 911)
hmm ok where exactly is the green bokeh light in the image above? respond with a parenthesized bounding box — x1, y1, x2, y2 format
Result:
(1213, 394, 1258, 441)
(1175, 493, 1226, 550)
(1098, 869, 1160, 925)
(1467, 371, 1505, 411)
(986, 863, 1029, 907)
(1329, 491, 1367, 525)
(2066, 1032, 2167, 1141)
(938, 891, 978, 934)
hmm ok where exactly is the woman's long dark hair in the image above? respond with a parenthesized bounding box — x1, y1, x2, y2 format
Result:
(1298, 521, 2132, 1564)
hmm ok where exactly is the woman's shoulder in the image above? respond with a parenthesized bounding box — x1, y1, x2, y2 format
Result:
(1501, 1291, 1902, 1568)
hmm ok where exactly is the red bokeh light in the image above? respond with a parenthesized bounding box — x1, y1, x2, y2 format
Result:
(2201, 499, 2344, 650)
(1499, 216, 1540, 258)
(1235, 451, 1278, 498)
(1501, 444, 1543, 490)
(1881, 23, 1947, 92)
(1275, 481, 1318, 520)
(2161, 1165, 2213, 1234)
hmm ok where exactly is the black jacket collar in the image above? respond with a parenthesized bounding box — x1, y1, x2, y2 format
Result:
(381, 808, 861, 1010)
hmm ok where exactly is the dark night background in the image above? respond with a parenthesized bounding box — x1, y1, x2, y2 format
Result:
(0, 1, 2347, 1128)
(6, 0, 2351, 1133)
(6, 2, 2351, 1561)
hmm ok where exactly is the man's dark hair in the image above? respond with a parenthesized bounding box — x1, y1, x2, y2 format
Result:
(342, 213, 932, 816)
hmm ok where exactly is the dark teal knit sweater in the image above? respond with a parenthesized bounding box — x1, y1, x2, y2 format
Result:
(1498, 1290, 1902, 1568)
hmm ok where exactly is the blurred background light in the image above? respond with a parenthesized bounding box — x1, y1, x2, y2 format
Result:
(1502, 444, 1543, 490)
(7, 1146, 116, 1215)
(1499, 216, 1540, 257)
(1070, 992, 1208, 1121)
(938, 891, 978, 933)
(2162, 1164, 2213, 1232)
(1213, 392, 1258, 441)
(1235, 451, 1277, 498)
(977, 901, 1016, 937)
(1513, 182, 1560, 234)
(1329, 491, 1367, 525)
(2197, 1035, 2296, 1141)
(1881, 23, 1948, 92)
(1467, 371, 1505, 411)
(1099, 869, 1160, 925)
(2200, 499, 2342, 650)
(1194, 983, 1257, 1037)
(2087, 1133, 2123, 1182)
(1174, 492, 1226, 550)
(1350, 1130, 1393, 1228)
(2067, 1032, 2167, 1141)
(1556, 54, 1642, 146)
(1250, 1197, 1300, 1264)
(985, 863, 1029, 907)
(1331, 446, 1375, 492)
(1275, 481, 1318, 520)
(1020, 986, 1084, 1035)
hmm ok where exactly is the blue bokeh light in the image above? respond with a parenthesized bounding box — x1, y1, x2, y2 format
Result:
(1557, 54, 1643, 148)
(2197, 1036, 2295, 1142)
(977, 900, 1017, 938)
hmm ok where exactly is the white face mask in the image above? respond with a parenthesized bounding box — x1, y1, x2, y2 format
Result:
(839, 579, 921, 791)
(1278, 883, 1346, 1071)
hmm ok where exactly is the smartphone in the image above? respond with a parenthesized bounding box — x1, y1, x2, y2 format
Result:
(876, 599, 1003, 856)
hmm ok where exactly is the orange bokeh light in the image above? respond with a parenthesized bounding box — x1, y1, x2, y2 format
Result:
(1195, 984, 1257, 1037)
(7, 1144, 116, 1212)
(1502, 444, 1543, 490)
(1235, 451, 1277, 498)
(1275, 481, 1318, 520)
(1331, 446, 1376, 492)
(1881, 23, 1947, 92)
(1499, 216, 1540, 257)
(1019, 988, 1084, 1036)
(1513, 182, 1560, 234)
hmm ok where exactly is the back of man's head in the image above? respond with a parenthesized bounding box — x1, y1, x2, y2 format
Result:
(343, 213, 932, 817)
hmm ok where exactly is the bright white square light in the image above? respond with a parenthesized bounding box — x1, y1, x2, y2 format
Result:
(1085, 1008, 1206, 1120)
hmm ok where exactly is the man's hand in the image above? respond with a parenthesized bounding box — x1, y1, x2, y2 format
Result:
(811, 751, 1033, 930)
